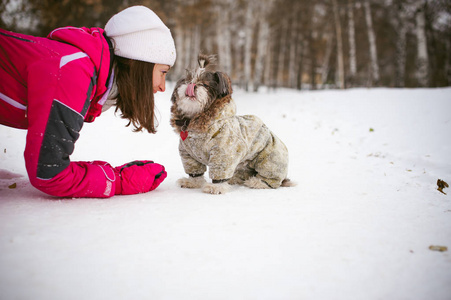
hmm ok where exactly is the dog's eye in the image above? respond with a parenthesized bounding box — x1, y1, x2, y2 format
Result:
(199, 83, 209, 88)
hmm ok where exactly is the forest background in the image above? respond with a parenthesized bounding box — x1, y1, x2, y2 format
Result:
(1, 0, 450, 90)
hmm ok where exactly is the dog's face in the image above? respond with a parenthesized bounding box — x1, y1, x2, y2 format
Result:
(172, 54, 232, 119)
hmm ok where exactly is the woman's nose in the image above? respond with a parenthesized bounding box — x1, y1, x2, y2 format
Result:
(158, 78, 166, 92)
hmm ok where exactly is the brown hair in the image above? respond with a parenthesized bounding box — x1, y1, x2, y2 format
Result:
(113, 56, 157, 133)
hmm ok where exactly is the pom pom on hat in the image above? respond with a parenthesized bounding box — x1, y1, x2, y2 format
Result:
(105, 5, 176, 66)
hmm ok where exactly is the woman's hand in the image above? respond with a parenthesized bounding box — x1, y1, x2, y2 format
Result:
(114, 160, 167, 195)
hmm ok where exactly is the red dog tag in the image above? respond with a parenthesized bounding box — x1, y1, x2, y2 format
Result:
(180, 131, 188, 141)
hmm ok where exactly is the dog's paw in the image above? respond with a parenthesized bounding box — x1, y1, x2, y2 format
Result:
(244, 177, 271, 189)
(202, 182, 230, 194)
(228, 176, 244, 185)
(177, 176, 206, 189)
(281, 178, 297, 187)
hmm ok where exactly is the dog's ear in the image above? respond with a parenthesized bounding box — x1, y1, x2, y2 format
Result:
(214, 71, 232, 97)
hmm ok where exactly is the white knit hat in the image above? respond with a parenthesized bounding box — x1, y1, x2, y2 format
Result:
(105, 5, 176, 66)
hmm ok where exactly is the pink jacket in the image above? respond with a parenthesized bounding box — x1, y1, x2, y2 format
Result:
(0, 27, 117, 197)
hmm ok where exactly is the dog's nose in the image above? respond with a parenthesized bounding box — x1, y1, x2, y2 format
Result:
(186, 83, 196, 98)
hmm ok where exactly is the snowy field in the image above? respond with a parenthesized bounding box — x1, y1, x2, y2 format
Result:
(1, 86, 450, 300)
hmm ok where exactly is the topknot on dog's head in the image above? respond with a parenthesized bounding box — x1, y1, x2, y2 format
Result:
(197, 53, 216, 70)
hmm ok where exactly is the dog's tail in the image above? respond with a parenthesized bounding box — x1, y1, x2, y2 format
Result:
(281, 178, 297, 187)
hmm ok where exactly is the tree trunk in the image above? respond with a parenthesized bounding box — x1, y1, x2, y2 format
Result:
(296, 36, 305, 90)
(173, 24, 185, 79)
(446, 38, 451, 86)
(253, 1, 272, 92)
(183, 28, 192, 69)
(332, 0, 345, 89)
(264, 27, 275, 90)
(320, 33, 334, 89)
(392, 1, 408, 87)
(243, 2, 255, 91)
(192, 24, 201, 67)
(277, 17, 289, 88)
(363, 0, 379, 86)
(415, 2, 429, 87)
(288, 4, 301, 89)
(347, 0, 357, 81)
(233, 34, 244, 88)
(216, 3, 232, 76)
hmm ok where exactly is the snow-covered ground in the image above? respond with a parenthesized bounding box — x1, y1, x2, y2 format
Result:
(1, 86, 450, 300)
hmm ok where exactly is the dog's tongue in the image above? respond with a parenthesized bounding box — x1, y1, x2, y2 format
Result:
(186, 83, 196, 98)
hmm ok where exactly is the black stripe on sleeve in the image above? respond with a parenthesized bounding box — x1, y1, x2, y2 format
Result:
(37, 99, 84, 179)
(0, 31, 35, 42)
(80, 69, 96, 117)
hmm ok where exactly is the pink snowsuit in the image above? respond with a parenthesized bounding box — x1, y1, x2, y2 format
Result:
(0, 27, 118, 198)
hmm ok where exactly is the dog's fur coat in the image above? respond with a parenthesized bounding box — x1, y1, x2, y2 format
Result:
(170, 54, 293, 194)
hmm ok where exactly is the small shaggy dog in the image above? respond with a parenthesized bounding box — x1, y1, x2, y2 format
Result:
(170, 54, 294, 194)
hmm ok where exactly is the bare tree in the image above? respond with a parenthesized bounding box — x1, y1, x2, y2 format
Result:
(243, 1, 257, 91)
(216, 0, 233, 76)
(390, 0, 409, 87)
(172, 23, 185, 79)
(288, 2, 301, 89)
(307, 2, 318, 90)
(277, 17, 289, 88)
(447, 39, 451, 85)
(332, 0, 345, 89)
(320, 31, 334, 89)
(363, 0, 379, 86)
(264, 25, 276, 90)
(253, 0, 273, 92)
(414, 0, 429, 87)
(347, 0, 357, 82)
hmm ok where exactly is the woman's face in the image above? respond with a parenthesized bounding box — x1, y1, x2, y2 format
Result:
(153, 64, 170, 93)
